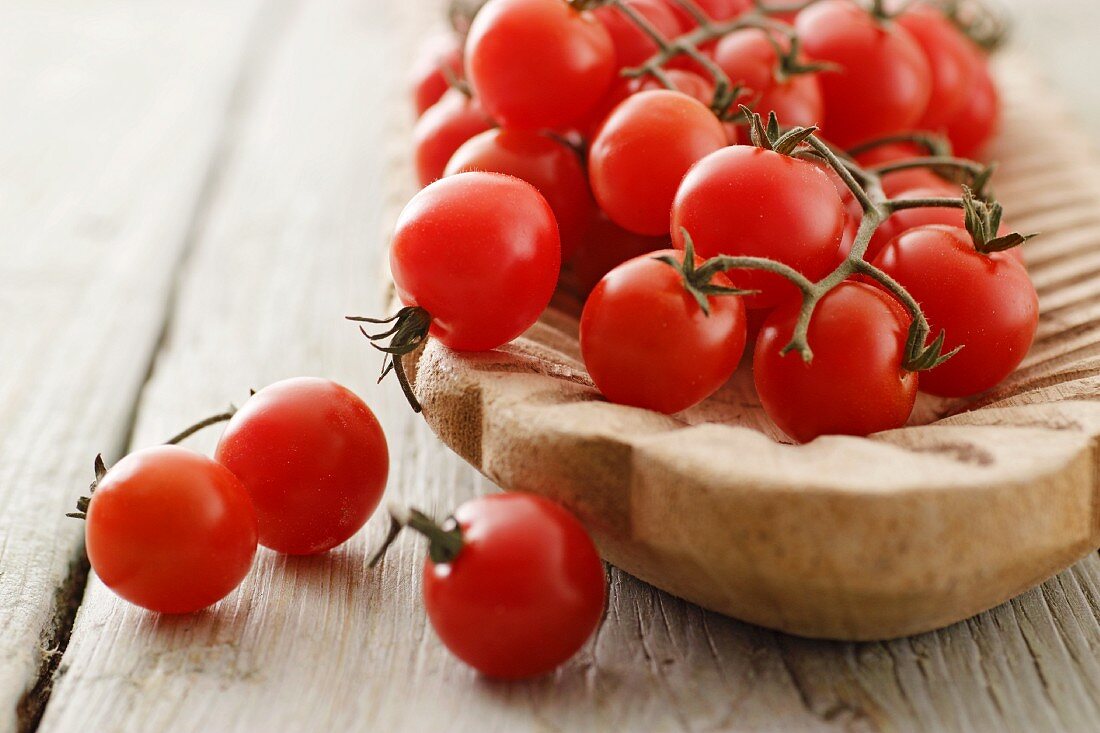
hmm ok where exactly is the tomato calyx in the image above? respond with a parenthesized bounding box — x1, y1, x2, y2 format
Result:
(742, 107, 818, 155)
(653, 232, 754, 315)
(369, 505, 464, 567)
(66, 454, 109, 520)
(347, 307, 432, 413)
(960, 185, 1036, 254)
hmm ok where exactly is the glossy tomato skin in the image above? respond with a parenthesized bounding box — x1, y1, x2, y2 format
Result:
(411, 32, 464, 117)
(413, 89, 494, 187)
(896, 5, 979, 131)
(945, 54, 999, 159)
(445, 128, 592, 260)
(581, 69, 715, 139)
(391, 172, 560, 351)
(215, 378, 388, 555)
(796, 0, 932, 148)
(571, 213, 668, 295)
(589, 90, 728, 236)
(466, 0, 616, 130)
(873, 225, 1037, 397)
(754, 281, 917, 442)
(594, 0, 684, 68)
(423, 493, 606, 680)
(580, 249, 747, 413)
(86, 446, 257, 614)
(671, 146, 847, 309)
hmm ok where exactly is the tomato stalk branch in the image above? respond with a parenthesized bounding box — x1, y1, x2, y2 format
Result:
(369, 505, 464, 567)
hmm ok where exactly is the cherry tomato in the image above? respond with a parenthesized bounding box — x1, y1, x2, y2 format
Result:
(215, 378, 388, 555)
(945, 54, 999, 159)
(445, 128, 592, 259)
(466, 0, 616, 130)
(85, 446, 257, 613)
(853, 142, 947, 197)
(873, 225, 1037, 397)
(796, 0, 932, 148)
(391, 172, 560, 351)
(594, 0, 684, 68)
(671, 145, 847, 308)
(712, 28, 824, 129)
(581, 68, 716, 139)
(421, 493, 606, 679)
(664, 0, 751, 27)
(411, 32, 464, 117)
(571, 213, 668, 295)
(580, 249, 747, 413)
(754, 281, 917, 442)
(896, 4, 979, 131)
(589, 89, 728, 236)
(414, 89, 494, 187)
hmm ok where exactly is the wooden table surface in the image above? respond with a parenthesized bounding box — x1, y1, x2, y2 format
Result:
(2, 1, 1098, 731)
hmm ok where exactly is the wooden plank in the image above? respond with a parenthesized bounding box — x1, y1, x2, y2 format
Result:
(33, 1, 1100, 732)
(0, 1, 266, 731)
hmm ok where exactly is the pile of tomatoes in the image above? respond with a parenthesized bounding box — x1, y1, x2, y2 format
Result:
(392, 0, 1038, 442)
(73, 377, 606, 679)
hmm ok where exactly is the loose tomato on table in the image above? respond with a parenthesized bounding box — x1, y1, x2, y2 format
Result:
(373, 494, 606, 680)
(466, 0, 616, 130)
(754, 281, 918, 443)
(589, 89, 728, 236)
(671, 144, 848, 309)
(215, 378, 389, 556)
(796, 0, 932, 148)
(580, 248, 747, 413)
(413, 89, 494, 187)
(82, 446, 258, 614)
(445, 128, 592, 259)
(873, 225, 1037, 397)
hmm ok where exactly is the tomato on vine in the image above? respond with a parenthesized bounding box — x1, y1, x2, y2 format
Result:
(594, 0, 685, 68)
(81, 447, 258, 614)
(874, 224, 1037, 397)
(571, 213, 668, 295)
(371, 494, 606, 679)
(411, 32, 464, 117)
(352, 171, 560, 410)
(215, 378, 389, 555)
(754, 281, 917, 442)
(413, 89, 494, 187)
(671, 123, 847, 309)
(466, 0, 616, 130)
(580, 246, 747, 414)
(445, 128, 592, 259)
(589, 89, 728, 236)
(896, 4, 980, 131)
(945, 53, 999, 158)
(796, 0, 932, 148)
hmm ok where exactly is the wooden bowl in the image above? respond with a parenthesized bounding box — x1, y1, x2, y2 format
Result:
(403, 57, 1100, 641)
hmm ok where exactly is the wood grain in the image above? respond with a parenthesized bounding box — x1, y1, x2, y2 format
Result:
(0, 1, 264, 730)
(11, 0, 1100, 730)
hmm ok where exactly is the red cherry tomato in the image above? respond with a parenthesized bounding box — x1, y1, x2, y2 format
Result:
(215, 378, 388, 555)
(413, 89, 494, 187)
(873, 225, 1037, 397)
(445, 128, 592, 260)
(85, 446, 257, 613)
(945, 54, 999, 159)
(391, 172, 560, 351)
(589, 89, 727, 235)
(571, 213, 668, 295)
(411, 32, 464, 117)
(853, 142, 946, 196)
(796, 0, 932, 148)
(466, 0, 616, 130)
(594, 0, 684, 68)
(754, 281, 917, 442)
(581, 68, 716, 138)
(422, 493, 606, 679)
(896, 4, 979, 131)
(664, 0, 751, 27)
(712, 28, 824, 129)
(580, 249, 747, 413)
(671, 145, 847, 308)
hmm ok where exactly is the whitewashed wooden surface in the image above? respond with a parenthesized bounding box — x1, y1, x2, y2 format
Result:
(1, 0, 1098, 731)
